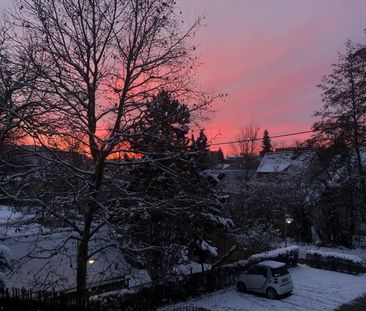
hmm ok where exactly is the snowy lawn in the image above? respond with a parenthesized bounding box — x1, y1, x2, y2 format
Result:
(160, 264, 366, 311)
(0, 205, 28, 225)
(0, 205, 129, 290)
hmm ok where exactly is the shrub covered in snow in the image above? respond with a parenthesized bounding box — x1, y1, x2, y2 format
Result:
(306, 250, 362, 263)
(188, 239, 218, 272)
(248, 246, 299, 267)
(306, 250, 363, 274)
(235, 226, 281, 250)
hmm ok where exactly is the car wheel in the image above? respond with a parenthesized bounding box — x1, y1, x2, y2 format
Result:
(266, 287, 278, 299)
(237, 281, 247, 293)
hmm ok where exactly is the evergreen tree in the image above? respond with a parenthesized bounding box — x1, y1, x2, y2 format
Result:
(217, 148, 225, 163)
(128, 91, 205, 197)
(313, 41, 366, 157)
(312, 40, 366, 247)
(260, 129, 272, 157)
(123, 91, 231, 280)
(130, 90, 190, 157)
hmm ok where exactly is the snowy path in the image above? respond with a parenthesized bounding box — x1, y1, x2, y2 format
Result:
(160, 265, 366, 311)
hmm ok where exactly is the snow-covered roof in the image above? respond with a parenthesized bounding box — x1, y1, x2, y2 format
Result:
(256, 150, 315, 174)
(257, 260, 286, 269)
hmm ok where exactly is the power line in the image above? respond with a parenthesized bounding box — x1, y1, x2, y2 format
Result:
(209, 130, 314, 146)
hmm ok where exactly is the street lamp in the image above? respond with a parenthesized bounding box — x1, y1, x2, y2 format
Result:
(88, 258, 95, 265)
(284, 214, 294, 247)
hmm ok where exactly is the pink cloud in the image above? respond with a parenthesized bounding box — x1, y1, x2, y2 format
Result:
(184, 1, 366, 155)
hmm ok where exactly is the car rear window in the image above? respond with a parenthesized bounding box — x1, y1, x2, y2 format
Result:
(271, 266, 288, 277)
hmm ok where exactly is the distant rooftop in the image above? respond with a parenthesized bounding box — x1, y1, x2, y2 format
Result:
(256, 149, 315, 174)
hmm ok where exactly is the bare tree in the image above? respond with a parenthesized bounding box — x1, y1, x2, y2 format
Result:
(0, 20, 41, 192)
(0, 0, 212, 302)
(231, 121, 260, 180)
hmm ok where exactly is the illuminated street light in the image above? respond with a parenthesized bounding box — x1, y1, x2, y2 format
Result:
(88, 258, 95, 265)
(284, 214, 294, 247)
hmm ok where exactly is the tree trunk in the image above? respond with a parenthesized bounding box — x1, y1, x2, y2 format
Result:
(76, 211, 93, 304)
(76, 158, 104, 303)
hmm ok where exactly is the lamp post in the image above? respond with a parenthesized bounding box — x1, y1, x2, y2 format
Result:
(284, 214, 294, 247)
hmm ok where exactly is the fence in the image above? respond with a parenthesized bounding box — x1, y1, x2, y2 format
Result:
(63, 276, 130, 299)
(168, 307, 211, 311)
(0, 274, 131, 311)
(0, 287, 101, 311)
(101, 263, 247, 311)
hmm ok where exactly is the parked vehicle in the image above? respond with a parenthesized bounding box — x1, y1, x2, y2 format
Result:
(237, 260, 293, 299)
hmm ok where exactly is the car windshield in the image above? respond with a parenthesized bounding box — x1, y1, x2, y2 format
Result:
(271, 266, 288, 277)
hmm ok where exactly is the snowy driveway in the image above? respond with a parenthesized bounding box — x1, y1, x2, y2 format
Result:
(161, 265, 366, 311)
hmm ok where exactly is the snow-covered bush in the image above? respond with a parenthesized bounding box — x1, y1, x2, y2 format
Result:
(235, 225, 281, 250)
(188, 238, 218, 272)
(306, 250, 363, 274)
(306, 250, 362, 263)
(0, 245, 13, 287)
(248, 246, 299, 267)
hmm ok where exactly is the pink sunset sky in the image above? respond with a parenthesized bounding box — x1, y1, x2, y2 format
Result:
(1, 0, 366, 154)
(176, 0, 366, 153)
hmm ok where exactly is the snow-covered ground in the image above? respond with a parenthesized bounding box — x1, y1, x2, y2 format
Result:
(3, 203, 366, 307)
(160, 264, 366, 311)
(0, 205, 29, 226)
(0, 205, 129, 290)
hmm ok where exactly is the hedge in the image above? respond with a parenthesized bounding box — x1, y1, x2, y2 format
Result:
(248, 246, 299, 267)
(305, 250, 363, 275)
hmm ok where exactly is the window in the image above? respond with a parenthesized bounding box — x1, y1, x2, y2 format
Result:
(246, 267, 258, 275)
(258, 266, 268, 277)
(247, 266, 267, 277)
(271, 266, 288, 277)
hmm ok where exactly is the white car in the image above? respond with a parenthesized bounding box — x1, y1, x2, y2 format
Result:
(237, 260, 293, 299)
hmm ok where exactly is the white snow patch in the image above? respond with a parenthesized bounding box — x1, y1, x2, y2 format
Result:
(258, 260, 286, 269)
(201, 213, 234, 228)
(200, 240, 218, 257)
(0, 205, 25, 225)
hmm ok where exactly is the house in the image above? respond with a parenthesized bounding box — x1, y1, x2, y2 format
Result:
(256, 148, 317, 180)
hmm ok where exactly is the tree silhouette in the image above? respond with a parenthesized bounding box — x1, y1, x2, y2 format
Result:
(260, 129, 273, 157)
